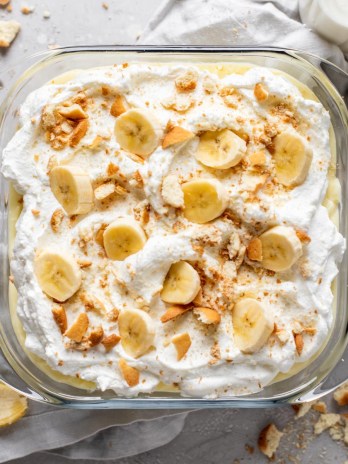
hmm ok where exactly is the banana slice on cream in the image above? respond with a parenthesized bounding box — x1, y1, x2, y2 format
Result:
(34, 249, 81, 302)
(273, 131, 313, 187)
(195, 129, 246, 169)
(103, 218, 147, 261)
(49, 165, 93, 216)
(118, 308, 155, 358)
(115, 108, 163, 158)
(161, 261, 201, 305)
(232, 298, 274, 354)
(259, 226, 302, 272)
(182, 178, 228, 224)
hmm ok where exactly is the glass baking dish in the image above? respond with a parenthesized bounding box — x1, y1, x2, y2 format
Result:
(0, 46, 347, 408)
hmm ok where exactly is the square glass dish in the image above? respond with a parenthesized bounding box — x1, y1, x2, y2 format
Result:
(0, 46, 347, 408)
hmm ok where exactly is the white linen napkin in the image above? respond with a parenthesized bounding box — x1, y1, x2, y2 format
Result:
(0, 400, 188, 462)
(1, 1, 347, 462)
(0, 359, 188, 463)
(139, 0, 348, 71)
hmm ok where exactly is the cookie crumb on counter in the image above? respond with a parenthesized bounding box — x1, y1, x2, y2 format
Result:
(251, 375, 347, 460)
(0, 20, 20, 48)
(312, 401, 327, 413)
(292, 401, 314, 419)
(334, 381, 348, 406)
(258, 423, 283, 458)
(21, 5, 34, 14)
(314, 413, 342, 435)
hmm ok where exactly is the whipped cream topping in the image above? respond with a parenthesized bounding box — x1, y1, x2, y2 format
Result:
(2, 63, 345, 398)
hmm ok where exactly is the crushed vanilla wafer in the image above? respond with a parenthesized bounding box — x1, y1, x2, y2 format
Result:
(119, 359, 139, 387)
(64, 313, 89, 342)
(172, 333, 191, 360)
(193, 307, 221, 325)
(258, 423, 283, 458)
(334, 382, 348, 406)
(161, 306, 191, 323)
(0, 20, 20, 48)
(162, 126, 195, 148)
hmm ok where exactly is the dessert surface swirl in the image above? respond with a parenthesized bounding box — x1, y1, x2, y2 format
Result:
(2, 63, 345, 397)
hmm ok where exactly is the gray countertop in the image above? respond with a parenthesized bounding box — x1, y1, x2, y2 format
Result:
(6, 404, 348, 464)
(0, 0, 161, 52)
(0, 1, 347, 463)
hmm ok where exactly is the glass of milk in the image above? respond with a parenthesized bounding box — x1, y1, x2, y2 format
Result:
(299, 0, 348, 53)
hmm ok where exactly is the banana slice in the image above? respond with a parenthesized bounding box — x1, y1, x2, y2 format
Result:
(103, 218, 147, 261)
(323, 172, 340, 222)
(161, 261, 201, 305)
(273, 131, 313, 187)
(325, 177, 341, 204)
(195, 129, 246, 169)
(232, 298, 274, 353)
(259, 226, 302, 272)
(34, 248, 82, 301)
(115, 108, 163, 158)
(182, 178, 228, 223)
(0, 383, 28, 428)
(323, 197, 336, 219)
(49, 165, 93, 215)
(118, 308, 155, 358)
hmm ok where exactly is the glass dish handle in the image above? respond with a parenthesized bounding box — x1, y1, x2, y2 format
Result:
(0, 341, 47, 402)
(295, 50, 348, 102)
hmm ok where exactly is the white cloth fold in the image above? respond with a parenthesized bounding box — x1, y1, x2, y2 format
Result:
(44, 412, 188, 461)
(1, 1, 348, 462)
(0, 399, 188, 463)
(138, 0, 348, 72)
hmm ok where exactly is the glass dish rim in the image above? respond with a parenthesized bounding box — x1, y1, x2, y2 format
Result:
(0, 45, 347, 408)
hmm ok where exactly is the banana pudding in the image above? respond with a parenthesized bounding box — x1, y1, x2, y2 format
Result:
(1, 63, 345, 398)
